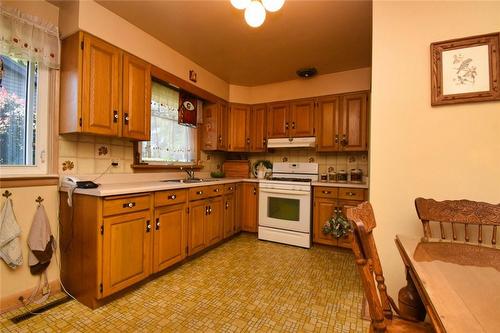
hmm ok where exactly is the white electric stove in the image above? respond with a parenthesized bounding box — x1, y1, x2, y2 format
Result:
(258, 163, 318, 248)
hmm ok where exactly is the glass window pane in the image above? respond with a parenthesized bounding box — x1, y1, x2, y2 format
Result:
(141, 81, 197, 164)
(267, 197, 300, 221)
(0, 54, 37, 166)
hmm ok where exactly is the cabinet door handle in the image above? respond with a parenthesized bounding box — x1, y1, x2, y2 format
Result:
(225, 201, 229, 209)
(205, 206, 209, 215)
(196, 191, 203, 195)
(168, 194, 176, 200)
(213, 188, 220, 193)
(209, 206, 212, 215)
(340, 135, 348, 146)
(123, 202, 136, 208)
(335, 134, 339, 144)
(263, 138, 267, 146)
(285, 122, 289, 130)
(246, 138, 250, 145)
(218, 135, 222, 143)
(155, 218, 160, 230)
(291, 122, 295, 129)
(322, 190, 331, 194)
(146, 220, 151, 232)
(124, 113, 129, 125)
(253, 188, 257, 195)
(113, 110, 118, 123)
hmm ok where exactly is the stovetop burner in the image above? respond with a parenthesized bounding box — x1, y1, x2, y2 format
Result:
(268, 177, 312, 183)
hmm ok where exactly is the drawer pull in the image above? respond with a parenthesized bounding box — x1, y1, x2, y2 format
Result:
(168, 194, 177, 200)
(146, 220, 151, 233)
(322, 190, 331, 194)
(228, 187, 233, 191)
(123, 202, 136, 208)
(155, 218, 160, 230)
(346, 192, 356, 196)
(213, 188, 220, 193)
(196, 191, 203, 195)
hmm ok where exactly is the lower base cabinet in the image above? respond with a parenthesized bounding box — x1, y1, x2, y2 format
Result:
(241, 183, 258, 232)
(313, 186, 367, 249)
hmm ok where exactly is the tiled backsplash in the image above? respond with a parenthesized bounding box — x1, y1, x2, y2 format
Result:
(59, 134, 225, 175)
(247, 149, 369, 176)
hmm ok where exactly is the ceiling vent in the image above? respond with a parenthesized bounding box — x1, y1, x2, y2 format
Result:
(296, 67, 318, 79)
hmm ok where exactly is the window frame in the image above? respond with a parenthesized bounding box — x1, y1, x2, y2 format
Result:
(134, 78, 202, 169)
(0, 59, 49, 176)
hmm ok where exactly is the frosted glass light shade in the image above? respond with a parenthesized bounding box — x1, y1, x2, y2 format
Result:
(244, 1, 266, 28)
(231, 0, 251, 10)
(262, 0, 285, 12)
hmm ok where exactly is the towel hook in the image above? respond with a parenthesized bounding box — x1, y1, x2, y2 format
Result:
(35, 196, 44, 205)
(2, 190, 12, 198)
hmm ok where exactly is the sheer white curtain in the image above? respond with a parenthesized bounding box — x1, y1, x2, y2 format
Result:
(0, 5, 60, 69)
(141, 82, 197, 164)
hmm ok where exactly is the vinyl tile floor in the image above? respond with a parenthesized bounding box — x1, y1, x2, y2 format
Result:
(1, 233, 370, 332)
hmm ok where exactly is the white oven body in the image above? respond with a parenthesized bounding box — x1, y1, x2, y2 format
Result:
(258, 183, 311, 248)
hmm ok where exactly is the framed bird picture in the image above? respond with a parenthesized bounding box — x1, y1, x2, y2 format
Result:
(430, 32, 500, 106)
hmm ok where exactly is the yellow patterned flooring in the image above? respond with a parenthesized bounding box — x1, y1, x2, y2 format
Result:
(1, 234, 369, 332)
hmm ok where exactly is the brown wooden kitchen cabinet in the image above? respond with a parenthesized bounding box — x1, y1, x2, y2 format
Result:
(223, 184, 236, 238)
(316, 92, 368, 152)
(153, 189, 188, 273)
(267, 99, 315, 139)
(227, 104, 251, 152)
(204, 197, 223, 246)
(250, 104, 267, 152)
(313, 186, 367, 248)
(60, 31, 151, 140)
(241, 183, 259, 232)
(202, 102, 228, 151)
(234, 183, 243, 233)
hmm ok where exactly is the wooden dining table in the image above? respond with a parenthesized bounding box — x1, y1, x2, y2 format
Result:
(395, 235, 500, 333)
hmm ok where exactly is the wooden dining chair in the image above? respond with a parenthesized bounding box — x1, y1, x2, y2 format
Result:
(346, 202, 434, 333)
(415, 198, 500, 245)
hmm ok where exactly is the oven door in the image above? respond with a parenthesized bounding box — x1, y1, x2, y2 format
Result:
(258, 187, 311, 233)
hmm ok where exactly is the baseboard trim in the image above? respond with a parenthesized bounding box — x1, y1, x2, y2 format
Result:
(0, 280, 61, 314)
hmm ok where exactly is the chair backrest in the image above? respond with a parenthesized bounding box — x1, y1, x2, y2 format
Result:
(415, 198, 500, 245)
(346, 201, 393, 333)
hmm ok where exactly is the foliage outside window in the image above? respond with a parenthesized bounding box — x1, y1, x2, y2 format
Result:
(140, 81, 198, 165)
(0, 54, 48, 175)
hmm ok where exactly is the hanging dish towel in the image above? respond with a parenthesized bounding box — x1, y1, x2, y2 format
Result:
(0, 198, 23, 268)
(28, 204, 54, 275)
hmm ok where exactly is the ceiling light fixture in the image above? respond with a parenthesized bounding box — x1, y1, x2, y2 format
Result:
(231, 0, 285, 28)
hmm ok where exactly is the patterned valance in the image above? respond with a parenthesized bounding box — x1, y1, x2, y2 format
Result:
(0, 5, 60, 69)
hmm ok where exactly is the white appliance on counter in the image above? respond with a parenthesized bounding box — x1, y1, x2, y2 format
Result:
(258, 162, 318, 248)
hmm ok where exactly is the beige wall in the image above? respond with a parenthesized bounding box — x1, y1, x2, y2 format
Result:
(0, 186, 60, 305)
(72, 0, 229, 101)
(229, 67, 371, 104)
(371, 1, 500, 298)
(0, 0, 60, 305)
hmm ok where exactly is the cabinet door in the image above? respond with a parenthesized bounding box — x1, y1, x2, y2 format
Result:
(227, 104, 250, 152)
(81, 34, 121, 136)
(316, 95, 341, 151)
(223, 193, 235, 238)
(234, 183, 242, 233)
(250, 104, 267, 152)
(267, 102, 289, 138)
(102, 210, 151, 297)
(188, 200, 207, 255)
(338, 199, 361, 249)
(205, 197, 223, 246)
(122, 53, 151, 140)
(339, 92, 368, 151)
(290, 99, 315, 137)
(153, 203, 187, 273)
(202, 103, 220, 151)
(313, 198, 338, 246)
(218, 103, 228, 150)
(241, 183, 258, 232)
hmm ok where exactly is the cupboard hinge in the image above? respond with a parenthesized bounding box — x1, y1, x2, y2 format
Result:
(99, 283, 103, 293)
(81, 41, 84, 50)
(79, 117, 82, 127)
(100, 224, 104, 235)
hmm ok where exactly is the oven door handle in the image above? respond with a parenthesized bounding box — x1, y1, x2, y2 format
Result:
(260, 188, 310, 196)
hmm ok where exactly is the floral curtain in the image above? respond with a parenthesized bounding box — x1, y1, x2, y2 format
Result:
(141, 82, 198, 164)
(0, 5, 60, 69)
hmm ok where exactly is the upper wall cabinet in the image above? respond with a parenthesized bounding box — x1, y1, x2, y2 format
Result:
(316, 92, 369, 152)
(267, 98, 315, 139)
(202, 102, 228, 151)
(227, 104, 250, 152)
(250, 104, 267, 152)
(60, 32, 151, 140)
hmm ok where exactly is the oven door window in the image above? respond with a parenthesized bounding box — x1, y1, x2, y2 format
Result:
(267, 197, 300, 221)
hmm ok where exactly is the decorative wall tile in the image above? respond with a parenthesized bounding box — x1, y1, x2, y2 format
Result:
(95, 144, 110, 159)
(59, 158, 76, 174)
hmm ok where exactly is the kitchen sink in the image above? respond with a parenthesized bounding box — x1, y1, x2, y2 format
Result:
(161, 178, 220, 183)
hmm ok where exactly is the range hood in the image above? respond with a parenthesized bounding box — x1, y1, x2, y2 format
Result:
(267, 137, 316, 148)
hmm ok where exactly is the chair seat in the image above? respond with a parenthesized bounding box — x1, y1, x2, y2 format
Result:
(384, 317, 434, 333)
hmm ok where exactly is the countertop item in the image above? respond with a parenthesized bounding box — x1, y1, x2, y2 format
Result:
(223, 160, 250, 178)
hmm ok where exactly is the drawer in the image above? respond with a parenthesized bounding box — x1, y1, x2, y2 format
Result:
(223, 183, 236, 194)
(189, 186, 210, 201)
(314, 187, 338, 199)
(337, 234, 352, 249)
(338, 188, 365, 201)
(209, 184, 224, 197)
(103, 194, 151, 217)
(155, 189, 187, 207)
